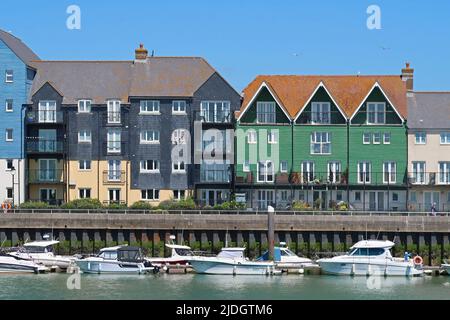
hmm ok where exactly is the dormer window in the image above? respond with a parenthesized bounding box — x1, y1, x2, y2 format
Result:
(256, 102, 276, 123)
(78, 100, 92, 113)
(311, 102, 330, 124)
(107, 100, 121, 124)
(367, 102, 385, 124)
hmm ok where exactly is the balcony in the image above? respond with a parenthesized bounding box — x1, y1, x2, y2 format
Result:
(200, 169, 231, 183)
(103, 171, 126, 185)
(408, 172, 450, 185)
(107, 112, 121, 124)
(195, 111, 233, 125)
(28, 170, 64, 184)
(290, 172, 347, 185)
(103, 142, 125, 155)
(26, 111, 64, 124)
(26, 140, 64, 154)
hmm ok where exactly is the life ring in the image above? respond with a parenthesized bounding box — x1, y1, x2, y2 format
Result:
(413, 256, 423, 265)
(1, 203, 11, 210)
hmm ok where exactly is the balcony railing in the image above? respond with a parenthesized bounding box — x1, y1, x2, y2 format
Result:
(195, 111, 233, 124)
(408, 172, 450, 185)
(200, 169, 231, 183)
(103, 170, 126, 184)
(103, 142, 125, 155)
(26, 111, 64, 124)
(107, 112, 121, 124)
(26, 140, 64, 154)
(28, 170, 64, 184)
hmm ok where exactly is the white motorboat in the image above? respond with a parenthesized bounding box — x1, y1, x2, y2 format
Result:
(256, 242, 316, 268)
(189, 247, 277, 275)
(9, 240, 74, 270)
(146, 235, 196, 267)
(317, 240, 424, 277)
(0, 251, 48, 274)
(75, 245, 158, 274)
(441, 262, 450, 275)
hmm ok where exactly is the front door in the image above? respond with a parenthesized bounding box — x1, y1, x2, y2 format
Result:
(369, 192, 376, 210)
(257, 190, 274, 210)
(40, 189, 56, 204)
(39, 159, 57, 181)
(109, 189, 121, 204)
(424, 192, 440, 211)
(377, 192, 385, 211)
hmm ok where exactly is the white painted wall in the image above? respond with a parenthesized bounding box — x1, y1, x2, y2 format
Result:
(0, 159, 25, 206)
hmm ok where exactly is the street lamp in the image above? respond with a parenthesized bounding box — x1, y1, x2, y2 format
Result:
(10, 166, 16, 209)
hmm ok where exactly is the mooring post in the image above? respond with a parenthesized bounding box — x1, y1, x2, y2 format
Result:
(268, 205, 275, 261)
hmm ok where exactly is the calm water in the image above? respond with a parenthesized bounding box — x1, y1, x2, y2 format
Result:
(0, 273, 449, 300)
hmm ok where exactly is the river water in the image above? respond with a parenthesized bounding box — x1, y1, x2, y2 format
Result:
(0, 273, 449, 300)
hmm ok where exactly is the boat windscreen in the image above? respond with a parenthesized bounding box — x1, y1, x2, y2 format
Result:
(117, 249, 143, 262)
(217, 250, 244, 259)
(175, 248, 194, 256)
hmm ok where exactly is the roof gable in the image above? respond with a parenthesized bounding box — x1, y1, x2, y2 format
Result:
(0, 29, 39, 65)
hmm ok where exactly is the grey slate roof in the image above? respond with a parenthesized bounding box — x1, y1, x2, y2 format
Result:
(0, 29, 39, 65)
(408, 92, 450, 129)
(29, 57, 217, 104)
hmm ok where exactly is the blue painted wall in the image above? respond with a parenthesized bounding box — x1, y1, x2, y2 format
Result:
(0, 39, 29, 159)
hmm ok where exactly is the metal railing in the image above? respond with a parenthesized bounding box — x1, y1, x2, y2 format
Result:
(107, 112, 121, 124)
(408, 172, 450, 185)
(28, 170, 64, 183)
(26, 111, 64, 124)
(26, 140, 64, 153)
(102, 170, 126, 184)
(195, 111, 233, 124)
(200, 169, 231, 183)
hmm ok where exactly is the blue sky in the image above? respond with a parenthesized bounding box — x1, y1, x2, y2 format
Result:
(1, 0, 449, 92)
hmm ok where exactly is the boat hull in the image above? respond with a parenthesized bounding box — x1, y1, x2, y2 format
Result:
(0, 258, 47, 274)
(318, 260, 423, 277)
(9, 253, 73, 270)
(75, 259, 154, 274)
(190, 259, 275, 275)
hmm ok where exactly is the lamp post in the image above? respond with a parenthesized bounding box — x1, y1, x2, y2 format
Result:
(10, 166, 16, 209)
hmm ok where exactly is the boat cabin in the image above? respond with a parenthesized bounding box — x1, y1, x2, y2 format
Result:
(166, 244, 194, 257)
(23, 240, 59, 254)
(217, 248, 246, 260)
(347, 240, 395, 258)
(98, 246, 145, 262)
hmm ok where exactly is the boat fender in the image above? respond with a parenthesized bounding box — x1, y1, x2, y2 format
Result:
(413, 256, 423, 266)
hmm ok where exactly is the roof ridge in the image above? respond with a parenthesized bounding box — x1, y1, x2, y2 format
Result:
(251, 74, 401, 78)
(34, 60, 132, 63)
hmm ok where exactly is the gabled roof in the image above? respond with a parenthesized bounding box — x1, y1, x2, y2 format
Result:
(407, 92, 450, 129)
(0, 29, 39, 65)
(239, 75, 408, 120)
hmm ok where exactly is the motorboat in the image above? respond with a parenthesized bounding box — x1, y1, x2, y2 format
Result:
(189, 247, 277, 275)
(317, 240, 424, 277)
(146, 235, 196, 267)
(9, 240, 74, 270)
(441, 262, 450, 275)
(256, 242, 316, 268)
(0, 251, 48, 274)
(75, 245, 158, 274)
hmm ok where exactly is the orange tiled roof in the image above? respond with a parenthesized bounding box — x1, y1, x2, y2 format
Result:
(239, 75, 408, 119)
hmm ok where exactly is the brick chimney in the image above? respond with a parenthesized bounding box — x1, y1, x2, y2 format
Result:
(401, 62, 414, 91)
(135, 43, 148, 61)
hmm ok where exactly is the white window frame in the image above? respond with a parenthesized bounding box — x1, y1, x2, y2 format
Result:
(172, 101, 187, 114)
(357, 162, 371, 184)
(173, 190, 186, 201)
(78, 160, 92, 171)
(301, 161, 315, 183)
(383, 132, 391, 144)
(6, 187, 13, 199)
(412, 162, 426, 184)
(268, 130, 278, 144)
(440, 132, 450, 145)
(141, 189, 160, 201)
(107, 129, 121, 153)
(200, 101, 231, 123)
(383, 161, 397, 184)
(107, 100, 121, 124)
(78, 130, 91, 143)
(140, 100, 160, 114)
(5, 70, 13, 83)
(257, 160, 274, 183)
(38, 100, 57, 123)
(327, 161, 341, 183)
(172, 161, 186, 173)
(280, 161, 288, 173)
(367, 102, 386, 124)
(310, 132, 331, 155)
(78, 100, 92, 113)
(311, 102, 331, 124)
(439, 162, 450, 184)
(363, 133, 371, 144)
(373, 132, 381, 144)
(79, 188, 91, 199)
(243, 160, 250, 172)
(6, 159, 13, 171)
(256, 101, 276, 124)
(140, 130, 160, 144)
(415, 132, 427, 144)
(5, 129, 13, 142)
(5, 99, 13, 112)
(172, 129, 187, 145)
(140, 160, 160, 173)
(247, 130, 257, 144)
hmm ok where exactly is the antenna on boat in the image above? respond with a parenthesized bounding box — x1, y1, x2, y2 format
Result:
(376, 228, 381, 240)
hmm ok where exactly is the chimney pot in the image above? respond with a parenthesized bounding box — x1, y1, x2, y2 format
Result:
(135, 43, 148, 61)
(401, 62, 414, 91)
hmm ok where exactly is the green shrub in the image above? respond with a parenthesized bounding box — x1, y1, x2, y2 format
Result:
(19, 201, 55, 209)
(158, 197, 196, 210)
(292, 200, 310, 210)
(105, 203, 128, 210)
(130, 201, 155, 210)
(60, 198, 102, 209)
(213, 200, 246, 210)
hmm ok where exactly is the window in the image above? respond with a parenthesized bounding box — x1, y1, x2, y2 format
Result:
(79, 189, 91, 199)
(5, 129, 13, 142)
(6, 188, 13, 199)
(200, 101, 231, 123)
(140, 160, 159, 173)
(141, 189, 160, 201)
(107, 130, 121, 153)
(6, 160, 13, 170)
(172, 101, 186, 114)
(5, 99, 13, 112)
(383, 133, 391, 144)
(79, 160, 91, 171)
(328, 161, 341, 183)
(268, 130, 278, 144)
(247, 131, 257, 144)
(172, 161, 186, 173)
(363, 133, 371, 144)
(336, 191, 343, 201)
(243, 160, 250, 172)
(412, 162, 426, 184)
(440, 132, 450, 144)
(256, 102, 276, 123)
(355, 191, 361, 202)
(173, 190, 186, 201)
(311, 132, 331, 154)
(38, 101, 57, 123)
(357, 162, 371, 184)
(172, 129, 187, 145)
(280, 161, 288, 173)
(311, 102, 331, 124)
(392, 192, 399, 202)
(107, 100, 121, 124)
(410, 191, 417, 203)
(140, 130, 159, 144)
(415, 132, 426, 144)
(383, 162, 397, 184)
(258, 160, 274, 183)
(5, 70, 13, 83)
(140, 100, 160, 114)
(301, 161, 315, 183)
(78, 100, 91, 113)
(281, 191, 288, 201)
(78, 130, 91, 143)
(298, 191, 305, 201)
(439, 162, 450, 184)
(367, 102, 385, 124)
(373, 132, 381, 144)
(107, 160, 121, 181)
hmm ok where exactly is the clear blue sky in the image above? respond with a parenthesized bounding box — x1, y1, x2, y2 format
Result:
(1, 0, 449, 92)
